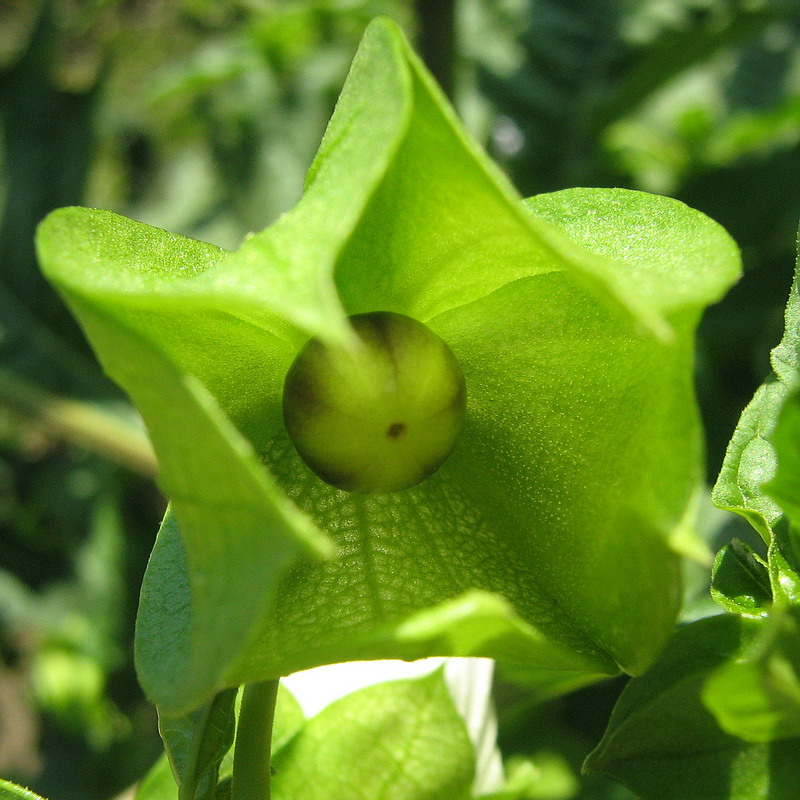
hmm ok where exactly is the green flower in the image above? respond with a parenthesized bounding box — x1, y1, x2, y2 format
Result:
(37, 18, 740, 716)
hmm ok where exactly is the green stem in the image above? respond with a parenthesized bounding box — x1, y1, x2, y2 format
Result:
(231, 679, 280, 800)
(0, 368, 157, 476)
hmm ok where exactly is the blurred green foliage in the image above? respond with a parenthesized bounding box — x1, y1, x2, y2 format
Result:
(2, 1, 800, 798)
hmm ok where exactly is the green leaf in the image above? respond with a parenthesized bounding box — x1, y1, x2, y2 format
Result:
(481, 754, 578, 800)
(136, 684, 305, 800)
(584, 615, 800, 800)
(159, 688, 238, 800)
(767, 523, 800, 606)
(704, 607, 800, 743)
(0, 782, 47, 800)
(136, 756, 178, 800)
(712, 378, 789, 541)
(38, 17, 741, 713)
(710, 539, 771, 618)
(495, 661, 606, 706)
(271, 669, 474, 800)
(713, 229, 800, 541)
(269, 684, 306, 754)
(594, 5, 775, 133)
(767, 391, 800, 527)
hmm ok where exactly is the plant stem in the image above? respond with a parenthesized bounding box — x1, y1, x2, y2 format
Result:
(231, 679, 280, 800)
(0, 368, 157, 476)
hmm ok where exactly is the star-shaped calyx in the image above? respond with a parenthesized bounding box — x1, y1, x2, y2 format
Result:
(37, 18, 740, 715)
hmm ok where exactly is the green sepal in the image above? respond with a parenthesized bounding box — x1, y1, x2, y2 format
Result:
(38, 18, 741, 713)
(37, 210, 333, 713)
(142, 514, 614, 691)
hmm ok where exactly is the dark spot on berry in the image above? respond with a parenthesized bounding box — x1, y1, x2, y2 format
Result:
(386, 422, 406, 439)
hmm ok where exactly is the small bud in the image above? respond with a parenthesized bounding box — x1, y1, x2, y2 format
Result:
(283, 311, 466, 493)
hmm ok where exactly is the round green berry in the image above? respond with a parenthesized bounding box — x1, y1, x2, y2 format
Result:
(282, 311, 466, 493)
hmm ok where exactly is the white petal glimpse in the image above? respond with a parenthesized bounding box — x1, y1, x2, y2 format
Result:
(445, 658, 504, 796)
(282, 657, 504, 795)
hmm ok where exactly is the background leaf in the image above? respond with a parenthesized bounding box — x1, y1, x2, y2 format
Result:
(136, 757, 179, 800)
(710, 539, 771, 617)
(136, 685, 304, 800)
(703, 607, 800, 744)
(481, 754, 578, 800)
(585, 615, 800, 800)
(271, 670, 474, 800)
(767, 391, 800, 526)
(158, 688, 237, 800)
(713, 228, 800, 540)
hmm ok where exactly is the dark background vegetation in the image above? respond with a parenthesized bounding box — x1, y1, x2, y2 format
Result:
(1, 1, 799, 798)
